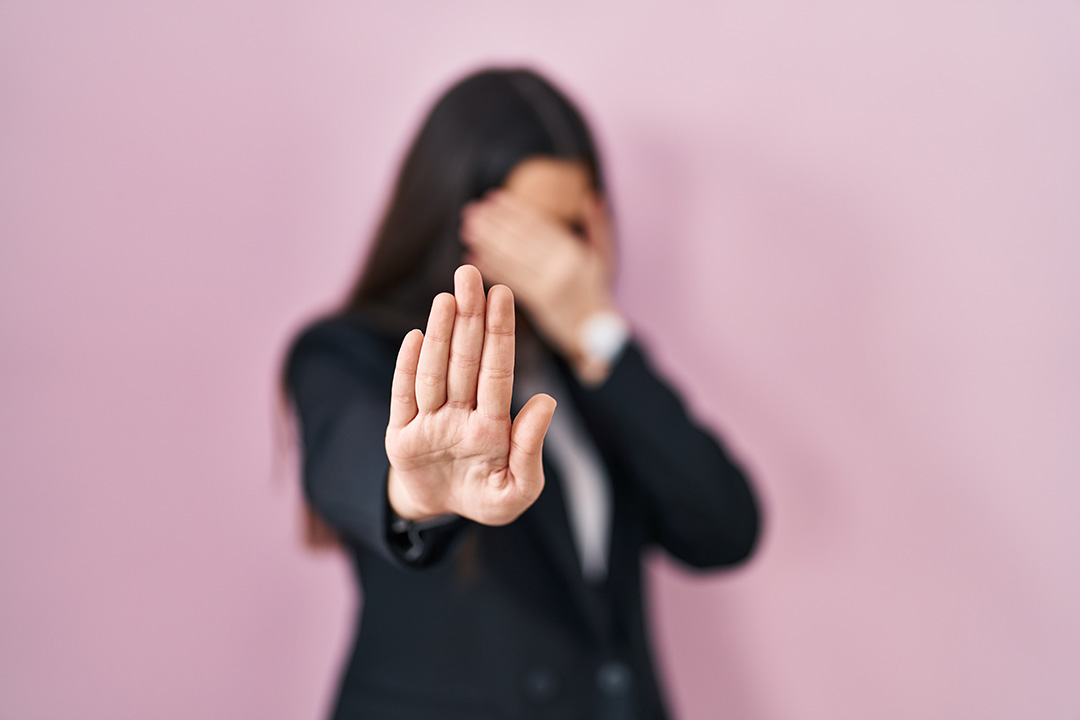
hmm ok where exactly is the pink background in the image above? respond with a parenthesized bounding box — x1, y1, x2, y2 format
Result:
(2, 1, 1078, 718)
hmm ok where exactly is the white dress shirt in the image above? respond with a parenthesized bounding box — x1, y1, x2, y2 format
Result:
(516, 360, 614, 583)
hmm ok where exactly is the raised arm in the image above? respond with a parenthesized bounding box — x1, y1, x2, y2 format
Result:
(286, 265, 557, 569)
(461, 192, 760, 569)
(568, 341, 761, 570)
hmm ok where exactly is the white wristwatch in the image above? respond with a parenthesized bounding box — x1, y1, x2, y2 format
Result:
(578, 310, 630, 375)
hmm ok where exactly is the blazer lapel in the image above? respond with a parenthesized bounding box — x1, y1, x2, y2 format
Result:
(512, 359, 615, 641)
(520, 454, 611, 641)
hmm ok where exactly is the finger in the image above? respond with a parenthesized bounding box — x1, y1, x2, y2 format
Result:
(470, 193, 529, 235)
(489, 189, 543, 222)
(508, 393, 557, 500)
(461, 212, 531, 288)
(459, 208, 489, 250)
(476, 284, 515, 418)
(466, 201, 551, 271)
(483, 194, 535, 235)
(415, 293, 456, 412)
(584, 193, 616, 272)
(461, 202, 512, 248)
(388, 329, 423, 429)
(465, 224, 527, 272)
(446, 265, 486, 408)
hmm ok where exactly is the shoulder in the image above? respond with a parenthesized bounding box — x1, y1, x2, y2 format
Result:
(284, 312, 401, 390)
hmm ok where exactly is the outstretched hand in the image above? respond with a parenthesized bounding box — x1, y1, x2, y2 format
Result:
(385, 265, 557, 525)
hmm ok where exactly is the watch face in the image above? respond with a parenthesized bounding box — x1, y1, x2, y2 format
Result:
(581, 311, 629, 363)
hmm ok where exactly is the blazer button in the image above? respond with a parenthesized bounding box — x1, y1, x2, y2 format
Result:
(522, 668, 561, 704)
(596, 660, 632, 696)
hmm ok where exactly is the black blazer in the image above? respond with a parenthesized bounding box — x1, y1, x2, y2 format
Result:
(285, 313, 760, 720)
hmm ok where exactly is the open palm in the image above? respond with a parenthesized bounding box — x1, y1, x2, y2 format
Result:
(385, 265, 557, 526)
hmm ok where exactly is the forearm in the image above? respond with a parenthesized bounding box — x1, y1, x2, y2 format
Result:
(571, 341, 760, 568)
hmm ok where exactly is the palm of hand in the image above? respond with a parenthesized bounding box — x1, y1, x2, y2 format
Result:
(388, 407, 516, 522)
(385, 265, 556, 526)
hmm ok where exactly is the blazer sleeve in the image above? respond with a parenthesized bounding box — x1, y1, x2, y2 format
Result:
(284, 320, 470, 570)
(569, 340, 761, 570)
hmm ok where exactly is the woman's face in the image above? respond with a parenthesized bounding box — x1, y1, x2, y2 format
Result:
(501, 157, 592, 237)
(459, 155, 613, 360)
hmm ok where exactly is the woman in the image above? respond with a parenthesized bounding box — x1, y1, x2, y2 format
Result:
(283, 67, 760, 720)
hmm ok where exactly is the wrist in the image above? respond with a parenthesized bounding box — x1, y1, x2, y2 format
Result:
(387, 466, 447, 522)
(570, 307, 629, 386)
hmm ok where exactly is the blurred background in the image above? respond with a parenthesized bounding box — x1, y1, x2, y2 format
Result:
(2, 1, 1078, 718)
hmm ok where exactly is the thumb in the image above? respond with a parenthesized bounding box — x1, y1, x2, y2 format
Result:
(508, 393, 557, 500)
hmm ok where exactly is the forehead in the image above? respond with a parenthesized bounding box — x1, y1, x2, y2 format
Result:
(502, 157, 591, 222)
